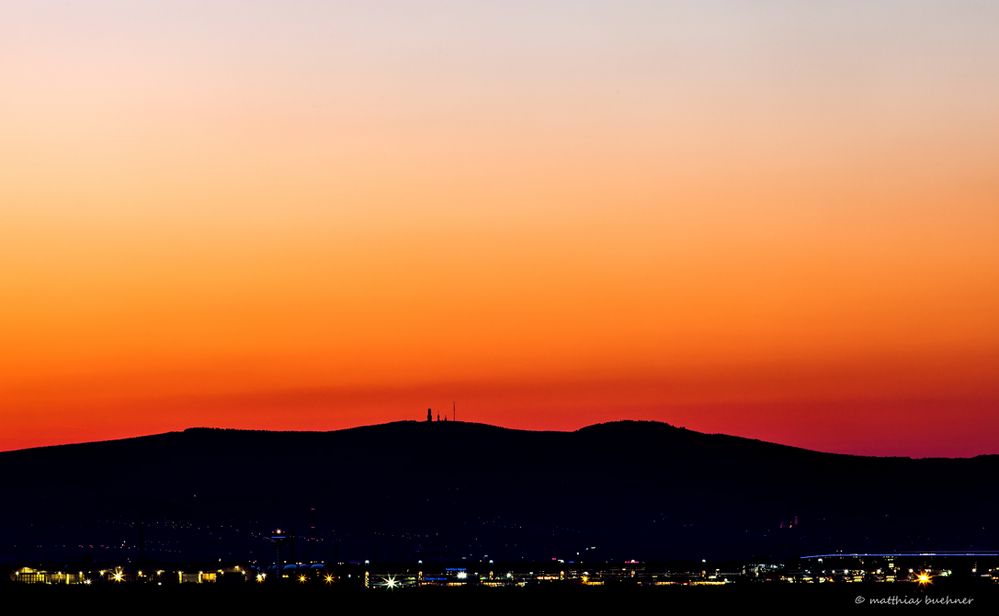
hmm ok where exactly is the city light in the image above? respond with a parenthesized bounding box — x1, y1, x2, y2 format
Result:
(5, 556, 988, 591)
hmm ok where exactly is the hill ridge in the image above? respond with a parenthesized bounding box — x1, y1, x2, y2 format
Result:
(2, 418, 997, 564)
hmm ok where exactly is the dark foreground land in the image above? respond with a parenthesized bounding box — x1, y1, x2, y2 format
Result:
(3, 420, 999, 564)
(1, 582, 995, 611)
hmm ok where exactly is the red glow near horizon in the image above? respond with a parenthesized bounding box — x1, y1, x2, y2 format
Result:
(4, 358, 998, 457)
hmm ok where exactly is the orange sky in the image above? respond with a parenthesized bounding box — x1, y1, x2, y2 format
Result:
(2, 2, 998, 456)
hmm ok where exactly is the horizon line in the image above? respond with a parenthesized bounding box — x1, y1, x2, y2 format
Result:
(4, 417, 996, 461)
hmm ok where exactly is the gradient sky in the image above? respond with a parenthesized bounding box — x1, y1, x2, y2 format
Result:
(2, 1, 998, 456)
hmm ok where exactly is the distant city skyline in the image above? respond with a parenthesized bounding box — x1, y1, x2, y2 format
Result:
(2, 1, 999, 456)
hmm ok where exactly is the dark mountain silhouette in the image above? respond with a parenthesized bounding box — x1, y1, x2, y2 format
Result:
(1, 420, 996, 565)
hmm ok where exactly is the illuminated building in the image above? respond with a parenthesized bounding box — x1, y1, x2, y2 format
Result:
(10, 567, 82, 585)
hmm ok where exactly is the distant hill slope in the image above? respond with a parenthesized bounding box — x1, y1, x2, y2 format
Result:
(0, 420, 996, 565)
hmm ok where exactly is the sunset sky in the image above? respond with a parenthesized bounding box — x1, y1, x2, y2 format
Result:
(2, 1, 998, 456)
